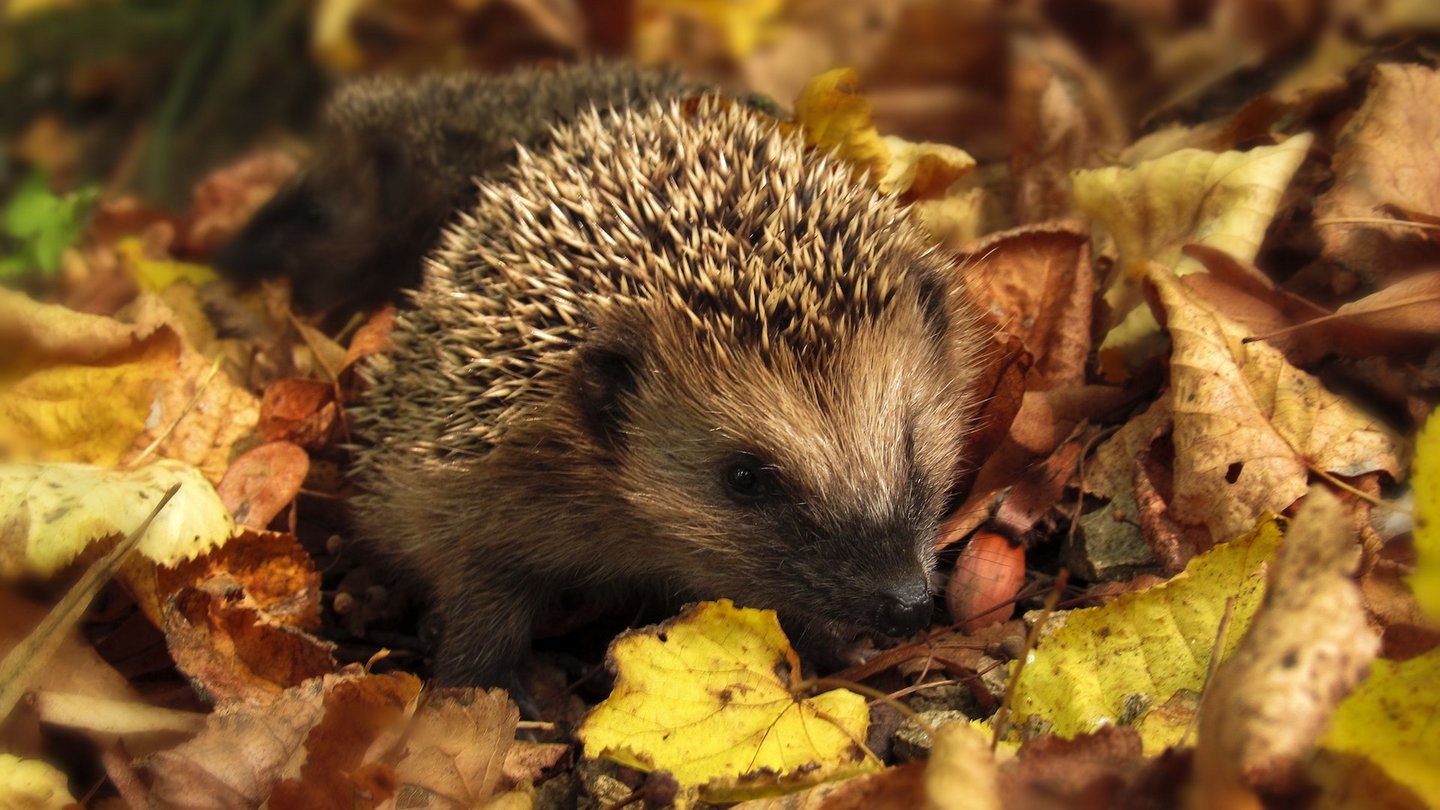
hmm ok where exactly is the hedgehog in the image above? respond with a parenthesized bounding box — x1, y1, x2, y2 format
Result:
(214, 63, 691, 314)
(348, 92, 991, 688)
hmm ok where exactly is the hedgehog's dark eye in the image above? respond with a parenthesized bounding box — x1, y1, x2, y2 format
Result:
(722, 455, 776, 502)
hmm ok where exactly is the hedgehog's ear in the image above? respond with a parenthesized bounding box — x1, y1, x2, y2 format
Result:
(573, 336, 645, 450)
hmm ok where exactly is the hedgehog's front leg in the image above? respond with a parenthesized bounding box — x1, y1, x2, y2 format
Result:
(432, 561, 549, 691)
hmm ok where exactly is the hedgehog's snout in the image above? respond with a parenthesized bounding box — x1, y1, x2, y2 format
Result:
(875, 580, 933, 637)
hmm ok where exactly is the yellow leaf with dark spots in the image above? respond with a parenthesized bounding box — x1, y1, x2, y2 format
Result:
(579, 599, 878, 804)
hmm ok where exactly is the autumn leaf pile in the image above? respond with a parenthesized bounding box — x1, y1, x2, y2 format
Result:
(2, 1, 1439, 808)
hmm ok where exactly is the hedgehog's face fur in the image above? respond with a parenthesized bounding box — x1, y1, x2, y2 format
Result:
(572, 273, 982, 637)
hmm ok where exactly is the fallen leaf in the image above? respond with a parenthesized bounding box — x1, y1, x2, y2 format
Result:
(1008, 33, 1128, 223)
(268, 673, 420, 809)
(116, 237, 217, 292)
(963, 224, 1093, 390)
(1074, 133, 1312, 376)
(185, 151, 300, 255)
(145, 672, 420, 808)
(340, 305, 396, 381)
(373, 688, 552, 810)
(636, 0, 784, 63)
(1008, 518, 1280, 751)
(1148, 264, 1404, 542)
(1315, 64, 1440, 278)
(1325, 271, 1440, 344)
(217, 442, 310, 530)
(1194, 487, 1379, 804)
(258, 380, 338, 449)
(792, 67, 892, 184)
(0, 295, 180, 467)
(878, 135, 976, 201)
(925, 722, 1002, 810)
(1410, 408, 1440, 620)
(132, 528, 322, 631)
(729, 761, 927, 810)
(163, 586, 335, 704)
(0, 461, 232, 579)
(1323, 648, 1440, 806)
(0, 754, 76, 809)
(998, 727, 1153, 810)
(793, 67, 975, 200)
(578, 599, 878, 803)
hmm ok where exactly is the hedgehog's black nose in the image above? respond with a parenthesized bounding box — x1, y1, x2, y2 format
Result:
(877, 584, 933, 637)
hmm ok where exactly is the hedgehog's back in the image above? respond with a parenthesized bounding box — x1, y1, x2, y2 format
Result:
(351, 98, 935, 479)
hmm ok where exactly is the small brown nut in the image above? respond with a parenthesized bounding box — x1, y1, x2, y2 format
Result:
(946, 530, 1026, 633)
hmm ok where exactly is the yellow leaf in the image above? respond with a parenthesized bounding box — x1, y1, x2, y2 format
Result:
(636, 0, 785, 60)
(793, 68, 890, 184)
(1009, 518, 1280, 751)
(1324, 649, 1440, 805)
(792, 70, 976, 202)
(0, 291, 259, 482)
(0, 319, 178, 467)
(312, 0, 367, 73)
(877, 135, 976, 199)
(117, 237, 218, 291)
(1411, 408, 1440, 620)
(1074, 134, 1312, 377)
(0, 461, 233, 579)
(0, 754, 75, 810)
(578, 600, 878, 804)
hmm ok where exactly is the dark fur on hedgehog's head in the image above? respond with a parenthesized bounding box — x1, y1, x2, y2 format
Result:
(214, 132, 452, 313)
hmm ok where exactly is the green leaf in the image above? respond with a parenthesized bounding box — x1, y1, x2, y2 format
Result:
(1, 171, 98, 277)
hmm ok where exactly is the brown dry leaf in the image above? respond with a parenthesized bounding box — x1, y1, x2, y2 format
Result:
(1148, 264, 1403, 542)
(129, 528, 322, 631)
(1193, 487, 1380, 807)
(1328, 271, 1440, 341)
(997, 727, 1154, 810)
(340, 305, 396, 380)
(145, 671, 420, 808)
(730, 761, 927, 810)
(1008, 34, 1128, 223)
(268, 673, 423, 809)
(217, 442, 310, 530)
(1315, 64, 1440, 279)
(942, 385, 1135, 548)
(258, 380, 338, 449)
(963, 224, 1093, 390)
(185, 151, 300, 255)
(1179, 244, 1331, 362)
(1361, 556, 1440, 660)
(372, 688, 560, 810)
(163, 587, 335, 704)
(946, 330, 1032, 510)
(117, 295, 259, 484)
